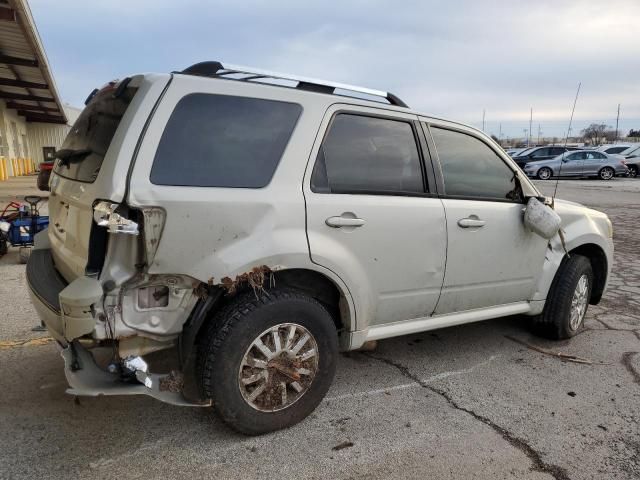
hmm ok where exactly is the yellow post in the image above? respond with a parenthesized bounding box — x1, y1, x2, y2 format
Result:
(10, 158, 15, 176)
(18, 158, 23, 176)
(1, 158, 6, 180)
(20, 158, 26, 176)
(0, 157, 5, 181)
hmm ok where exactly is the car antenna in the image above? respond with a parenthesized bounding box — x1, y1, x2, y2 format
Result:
(552, 82, 581, 201)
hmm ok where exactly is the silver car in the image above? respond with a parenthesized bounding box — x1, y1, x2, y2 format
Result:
(524, 150, 629, 180)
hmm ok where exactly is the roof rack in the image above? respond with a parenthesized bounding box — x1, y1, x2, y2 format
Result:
(179, 61, 409, 108)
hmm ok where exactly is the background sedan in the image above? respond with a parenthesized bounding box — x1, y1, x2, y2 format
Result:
(523, 150, 629, 180)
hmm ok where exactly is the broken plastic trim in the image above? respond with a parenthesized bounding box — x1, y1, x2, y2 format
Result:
(93, 201, 139, 235)
(61, 342, 210, 407)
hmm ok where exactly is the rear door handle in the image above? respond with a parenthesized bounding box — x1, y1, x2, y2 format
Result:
(325, 216, 365, 228)
(457, 217, 486, 228)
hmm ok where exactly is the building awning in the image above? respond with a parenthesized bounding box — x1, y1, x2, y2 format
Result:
(0, 0, 66, 124)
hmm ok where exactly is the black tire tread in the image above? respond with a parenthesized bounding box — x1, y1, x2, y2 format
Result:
(196, 288, 336, 434)
(532, 254, 593, 340)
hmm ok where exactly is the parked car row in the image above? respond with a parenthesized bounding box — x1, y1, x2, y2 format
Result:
(522, 150, 628, 180)
(504, 143, 638, 180)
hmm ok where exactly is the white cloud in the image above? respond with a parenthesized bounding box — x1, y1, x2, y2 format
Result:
(30, 0, 640, 136)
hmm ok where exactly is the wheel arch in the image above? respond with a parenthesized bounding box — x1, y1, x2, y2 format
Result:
(568, 243, 607, 304)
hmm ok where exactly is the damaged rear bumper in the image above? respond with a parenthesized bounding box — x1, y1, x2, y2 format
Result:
(61, 342, 211, 407)
(26, 248, 100, 344)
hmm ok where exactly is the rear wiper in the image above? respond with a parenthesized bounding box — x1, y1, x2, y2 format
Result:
(55, 148, 92, 167)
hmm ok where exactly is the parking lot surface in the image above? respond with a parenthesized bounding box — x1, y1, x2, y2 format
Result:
(1, 177, 639, 480)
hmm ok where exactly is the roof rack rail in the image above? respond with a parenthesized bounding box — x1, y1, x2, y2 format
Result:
(179, 61, 409, 108)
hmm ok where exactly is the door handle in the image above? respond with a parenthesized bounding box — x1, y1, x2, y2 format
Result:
(325, 216, 365, 228)
(458, 217, 486, 228)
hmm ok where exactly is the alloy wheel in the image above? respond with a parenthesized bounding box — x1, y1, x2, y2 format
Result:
(569, 274, 589, 330)
(238, 323, 319, 412)
(599, 168, 614, 180)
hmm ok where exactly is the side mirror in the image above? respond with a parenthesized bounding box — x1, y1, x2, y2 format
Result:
(523, 197, 561, 239)
(562, 157, 569, 162)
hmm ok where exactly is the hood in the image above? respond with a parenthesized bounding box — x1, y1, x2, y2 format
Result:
(553, 198, 608, 222)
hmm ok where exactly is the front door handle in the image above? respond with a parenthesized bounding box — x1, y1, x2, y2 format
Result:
(458, 217, 486, 228)
(325, 216, 365, 228)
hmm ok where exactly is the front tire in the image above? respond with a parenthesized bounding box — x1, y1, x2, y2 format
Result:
(628, 165, 638, 178)
(197, 288, 338, 435)
(531, 254, 593, 340)
(598, 167, 614, 180)
(537, 167, 553, 180)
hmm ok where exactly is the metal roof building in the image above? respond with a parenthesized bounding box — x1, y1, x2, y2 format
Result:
(0, 0, 77, 175)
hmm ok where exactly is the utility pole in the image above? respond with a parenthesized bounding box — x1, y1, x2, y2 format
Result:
(537, 124, 542, 145)
(499, 123, 502, 139)
(615, 104, 620, 142)
(524, 128, 529, 147)
(529, 108, 533, 146)
(482, 109, 486, 131)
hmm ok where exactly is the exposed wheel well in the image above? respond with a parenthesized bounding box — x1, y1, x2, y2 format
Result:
(272, 269, 349, 332)
(569, 243, 607, 304)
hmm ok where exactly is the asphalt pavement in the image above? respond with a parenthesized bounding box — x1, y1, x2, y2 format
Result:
(1, 177, 639, 480)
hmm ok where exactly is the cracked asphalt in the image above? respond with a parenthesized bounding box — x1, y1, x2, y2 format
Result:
(1, 177, 639, 480)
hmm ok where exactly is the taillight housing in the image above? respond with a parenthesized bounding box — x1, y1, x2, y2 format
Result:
(93, 201, 139, 235)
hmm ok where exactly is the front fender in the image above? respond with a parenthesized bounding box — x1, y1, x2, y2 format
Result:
(530, 202, 613, 311)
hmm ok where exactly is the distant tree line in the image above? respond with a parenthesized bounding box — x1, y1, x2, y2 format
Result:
(628, 129, 640, 138)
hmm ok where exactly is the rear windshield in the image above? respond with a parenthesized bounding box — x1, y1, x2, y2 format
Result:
(54, 81, 138, 183)
(150, 93, 302, 188)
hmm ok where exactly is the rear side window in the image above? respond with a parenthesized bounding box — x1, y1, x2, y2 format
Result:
(151, 94, 301, 188)
(431, 127, 518, 201)
(311, 114, 424, 195)
(54, 81, 138, 183)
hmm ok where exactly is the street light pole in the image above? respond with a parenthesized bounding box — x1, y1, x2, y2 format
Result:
(615, 104, 620, 142)
(529, 108, 533, 146)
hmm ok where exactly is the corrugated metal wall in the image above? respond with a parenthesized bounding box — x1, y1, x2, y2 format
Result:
(27, 121, 70, 164)
(26, 105, 81, 164)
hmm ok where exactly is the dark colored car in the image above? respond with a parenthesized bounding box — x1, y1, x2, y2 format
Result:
(37, 161, 54, 191)
(512, 146, 577, 169)
(625, 156, 639, 178)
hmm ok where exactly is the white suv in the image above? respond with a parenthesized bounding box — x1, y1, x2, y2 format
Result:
(28, 61, 613, 434)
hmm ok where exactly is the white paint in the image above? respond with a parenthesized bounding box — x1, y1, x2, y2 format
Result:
(326, 355, 500, 402)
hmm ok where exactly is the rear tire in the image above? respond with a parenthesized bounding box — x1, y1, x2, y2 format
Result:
(537, 167, 552, 180)
(197, 288, 338, 435)
(0, 234, 7, 256)
(531, 254, 593, 340)
(598, 167, 614, 180)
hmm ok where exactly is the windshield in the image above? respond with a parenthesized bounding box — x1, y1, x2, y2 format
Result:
(515, 147, 534, 157)
(621, 145, 640, 157)
(54, 81, 138, 183)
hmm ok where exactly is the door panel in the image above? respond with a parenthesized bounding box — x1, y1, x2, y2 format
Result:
(306, 195, 446, 324)
(427, 124, 548, 314)
(435, 200, 548, 313)
(559, 153, 584, 176)
(304, 107, 447, 327)
(582, 152, 605, 176)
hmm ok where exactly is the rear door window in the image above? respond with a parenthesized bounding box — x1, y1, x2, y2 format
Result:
(54, 81, 138, 183)
(151, 94, 302, 188)
(311, 113, 424, 195)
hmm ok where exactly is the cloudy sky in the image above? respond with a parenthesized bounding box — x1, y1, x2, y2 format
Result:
(31, 0, 640, 139)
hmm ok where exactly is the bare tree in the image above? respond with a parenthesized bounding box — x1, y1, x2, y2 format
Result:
(581, 123, 611, 145)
